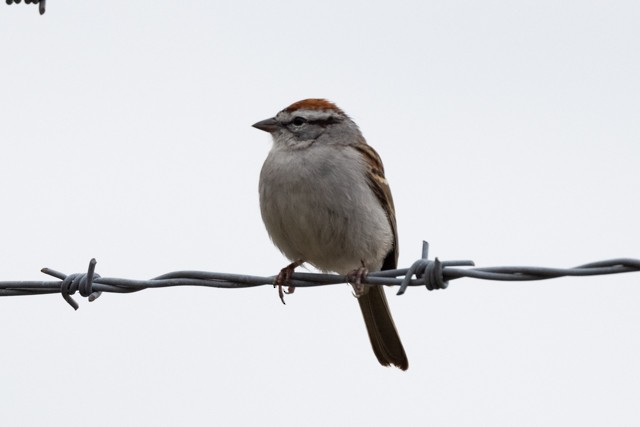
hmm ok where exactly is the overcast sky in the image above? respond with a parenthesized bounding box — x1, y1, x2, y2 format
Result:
(1, 1, 639, 426)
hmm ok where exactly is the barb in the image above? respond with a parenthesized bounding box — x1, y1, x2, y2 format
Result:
(5, 0, 46, 15)
(0, 241, 638, 310)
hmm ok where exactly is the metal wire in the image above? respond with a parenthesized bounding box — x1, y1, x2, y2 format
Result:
(1, 242, 638, 310)
(5, 0, 46, 15)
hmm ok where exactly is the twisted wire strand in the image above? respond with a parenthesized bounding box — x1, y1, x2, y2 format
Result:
(0, 242, 638, 310)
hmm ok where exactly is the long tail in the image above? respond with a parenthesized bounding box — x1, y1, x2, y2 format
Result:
(357, 285, 408, 370)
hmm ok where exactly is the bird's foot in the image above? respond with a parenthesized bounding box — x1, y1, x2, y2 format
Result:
(347, 264, 369, 298)
(274, 259, 303, 304)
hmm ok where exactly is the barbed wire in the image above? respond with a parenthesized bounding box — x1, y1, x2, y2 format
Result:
(1, 242, 638, 310)
(5, 0, 46, 15)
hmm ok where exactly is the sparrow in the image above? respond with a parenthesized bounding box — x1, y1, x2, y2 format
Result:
(254, 99, 408, 370)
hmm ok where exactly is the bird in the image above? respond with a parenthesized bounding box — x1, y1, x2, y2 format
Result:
(253, 98, 408, 370)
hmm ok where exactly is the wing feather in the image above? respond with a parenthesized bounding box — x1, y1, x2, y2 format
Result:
(353, 143, 398, 270)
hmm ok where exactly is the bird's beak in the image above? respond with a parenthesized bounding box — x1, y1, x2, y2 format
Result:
(252, 117, 280, 133)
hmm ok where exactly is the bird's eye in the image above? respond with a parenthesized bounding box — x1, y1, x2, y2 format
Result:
(291, 117, 307, 126)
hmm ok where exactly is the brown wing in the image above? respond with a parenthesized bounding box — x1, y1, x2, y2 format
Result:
(353, 142, 398, 270)
(353, 141, 408, 370)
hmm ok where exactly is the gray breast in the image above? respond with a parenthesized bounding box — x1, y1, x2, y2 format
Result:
(259, 143, 393, 274)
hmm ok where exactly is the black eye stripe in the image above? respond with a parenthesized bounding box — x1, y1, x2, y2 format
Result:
(286, 117, 340, 127)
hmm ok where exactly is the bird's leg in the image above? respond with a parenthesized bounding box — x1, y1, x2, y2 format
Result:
(347, 260, 369, 297)
(274, 259, 303, 304)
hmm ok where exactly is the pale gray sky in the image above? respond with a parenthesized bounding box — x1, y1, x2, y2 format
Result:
(1, 1, 639, 426)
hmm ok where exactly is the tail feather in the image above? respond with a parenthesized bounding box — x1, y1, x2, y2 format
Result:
(357, 285, 408, 370)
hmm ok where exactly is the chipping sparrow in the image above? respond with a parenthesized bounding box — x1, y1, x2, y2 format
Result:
(254, 99, 408, 371)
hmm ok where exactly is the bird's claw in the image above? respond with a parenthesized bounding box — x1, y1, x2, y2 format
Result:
(347, 265, 369, 297)
(273, 260, 302, 304)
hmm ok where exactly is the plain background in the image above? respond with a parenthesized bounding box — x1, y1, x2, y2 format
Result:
(1, 1, 639, 426)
